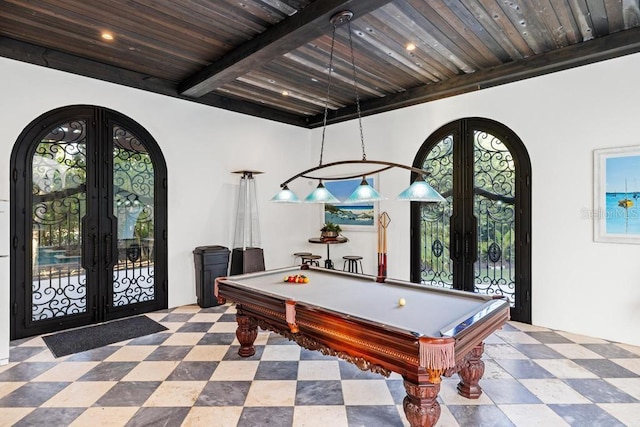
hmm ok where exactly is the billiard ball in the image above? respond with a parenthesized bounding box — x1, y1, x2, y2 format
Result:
(398, 298, 406, 307)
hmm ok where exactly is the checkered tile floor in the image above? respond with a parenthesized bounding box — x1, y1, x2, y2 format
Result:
(1, 303, 639, 426)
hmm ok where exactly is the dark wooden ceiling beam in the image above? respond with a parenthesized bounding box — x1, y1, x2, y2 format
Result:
(0, 36, 308, 127)
(179, 0, 392, 98)
(305, 27, 640, 128)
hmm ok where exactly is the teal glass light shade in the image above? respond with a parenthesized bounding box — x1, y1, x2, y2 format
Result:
(271, 185, 301, 203)
(345, 177, 385, 203)
(397, 178, 446, 202)
(304, 182, 340, 203)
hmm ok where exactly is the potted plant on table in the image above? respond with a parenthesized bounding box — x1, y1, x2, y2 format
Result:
(320, 222, 342, 239)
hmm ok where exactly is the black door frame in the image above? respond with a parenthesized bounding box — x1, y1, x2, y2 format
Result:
(10, 105, 168, 339)
(410, 117, 532, 323)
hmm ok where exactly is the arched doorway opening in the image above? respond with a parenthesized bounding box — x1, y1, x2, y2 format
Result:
(10, 105, 168, 339)
(410, 117, 532, 323)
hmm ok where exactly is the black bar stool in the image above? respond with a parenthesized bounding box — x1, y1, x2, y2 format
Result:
(301, 254, 321, 267)
(293, 251, 312, 265)
(343, 255, 363, 274)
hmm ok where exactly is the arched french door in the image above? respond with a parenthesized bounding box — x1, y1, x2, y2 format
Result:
(10, 105, 168, 339)
(410, 118, 532, 323)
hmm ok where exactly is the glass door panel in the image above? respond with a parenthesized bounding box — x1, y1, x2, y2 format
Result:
(473, 130, 516, 305)
(418, 135, 454, 287)
(31, 121, 87, 320)
(112, 125, 156, 307)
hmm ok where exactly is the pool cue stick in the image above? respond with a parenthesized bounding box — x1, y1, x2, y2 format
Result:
(377, 214, 383, 277)
(378, 212, 391, 278)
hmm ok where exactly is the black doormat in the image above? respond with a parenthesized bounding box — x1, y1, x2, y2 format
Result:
(42, 315, 168, 358)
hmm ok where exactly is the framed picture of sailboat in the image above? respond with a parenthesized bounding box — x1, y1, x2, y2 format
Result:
(594, 146, 640, 243)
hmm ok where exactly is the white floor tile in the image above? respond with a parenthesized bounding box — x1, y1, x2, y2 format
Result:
(519, 379, 591, 404)
(181, 407, 243, 427)
(597, 403, 640, 426)
(605, 378, 640, 401)
(69, 407, 139, 427)
(210, 360, 259, 381)
(341, 379, 394, 405)
(611, 358, 640, 375)
(143, 381, 207, 407)
(297, 360, 341, 380)
(438, 379, 494, 405)
(545, 343, 604, 359)
(292, 405, 349, 427)
(244, 380, 297, 406)
(261, 344, 301, 361)
(499, 403, 570, 426)
(532, 358, 599, 379)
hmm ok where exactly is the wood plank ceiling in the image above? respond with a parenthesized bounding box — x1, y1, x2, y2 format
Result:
(1, 0, 640, 128)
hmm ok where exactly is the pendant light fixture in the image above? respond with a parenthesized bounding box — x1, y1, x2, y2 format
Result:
(271, 11, 445, 205)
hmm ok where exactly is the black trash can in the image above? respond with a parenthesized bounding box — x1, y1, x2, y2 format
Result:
(193, 245, 230, 308)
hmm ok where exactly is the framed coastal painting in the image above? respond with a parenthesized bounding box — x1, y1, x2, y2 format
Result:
(594, 146, 640, 243)
(323, 177, 377, 230)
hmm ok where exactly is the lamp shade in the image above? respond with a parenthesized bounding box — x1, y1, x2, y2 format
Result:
(345, 177, 385, 203)
(271, 185, 301, 203)
(304, 182, 340, 203)
(397, 178, 446, 202)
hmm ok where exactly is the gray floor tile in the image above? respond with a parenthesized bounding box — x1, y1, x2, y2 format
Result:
(564, 378, 639, 403)
(177, 322, 214, 333)
(494, 359, 555, 379)
(238, 406, 294, 427)
(198, 332, 236, 345)
(583, 343, 640, 359)
(95, 381, 162, 406)
(0, 382, 69, 407)
(346, 405, 404, 427)
(525, 331, 574, 344)
(78, 361, 139, 381)
(296, 380, 344, 405)
(166, 361, 218, 381)
(125, 407, 190, 427)
(12, 408, 85, 427)
(0, 362, 55, 381)
(127, 332, 171, 345)
(511, 343, 565, 359)
(549, 403, 627, 426)
(195, 381, 251, 406)
(448, 404, 516, 427)
(255, 361, 299, 380)
(573, 359, 639, 378)
(480, 379, 542, 404)
(144, 345, 192, 361)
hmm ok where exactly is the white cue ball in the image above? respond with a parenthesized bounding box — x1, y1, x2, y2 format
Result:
(398, 298, 406, 307)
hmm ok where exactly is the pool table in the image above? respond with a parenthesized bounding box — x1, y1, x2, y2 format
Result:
(215, 265, 510, 427)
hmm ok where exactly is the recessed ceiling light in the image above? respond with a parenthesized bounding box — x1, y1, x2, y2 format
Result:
(101, 32, 114, 41)
(282, 91, 289, 96)
(406, 43, 416, 51)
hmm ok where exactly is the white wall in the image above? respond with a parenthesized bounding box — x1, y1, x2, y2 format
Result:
(2, 51, 640, 350)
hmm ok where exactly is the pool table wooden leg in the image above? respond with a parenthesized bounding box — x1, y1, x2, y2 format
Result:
(235, 313, 258, 357)
(457, 342, 485, 399)
(402, 379, 441, 427)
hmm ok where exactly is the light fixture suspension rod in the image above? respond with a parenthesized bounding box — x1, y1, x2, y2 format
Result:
(278, 159, 430, 188)
(319, 23, 338, 167)
(346, 18, 366, 161)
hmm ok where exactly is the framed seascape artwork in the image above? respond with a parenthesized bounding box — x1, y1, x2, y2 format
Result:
(323, 178, 377, 230)
(594, 146, 640, 244)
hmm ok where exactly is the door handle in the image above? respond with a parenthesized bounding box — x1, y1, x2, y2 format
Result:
(453, 232, 461, 260)
(89, 232, 97, 272)
(104, 232, 117, 270)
